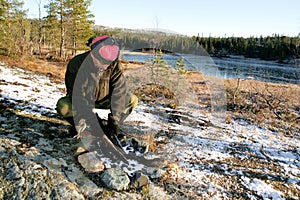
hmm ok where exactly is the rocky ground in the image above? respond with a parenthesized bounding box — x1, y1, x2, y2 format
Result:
(0, 58, 300, 199)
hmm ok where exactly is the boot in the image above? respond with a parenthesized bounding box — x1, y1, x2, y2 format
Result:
(65, 117, 78, 137)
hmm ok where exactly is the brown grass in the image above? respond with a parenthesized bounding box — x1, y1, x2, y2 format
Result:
(124, 63, 300, 135)
(224, 78, 300, 135)
(2, 55, 299, 135)
(0, 55, 67, 83)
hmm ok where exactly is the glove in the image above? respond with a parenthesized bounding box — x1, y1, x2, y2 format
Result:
(107, 113, 120, 138)
(97, 113, 121, 147)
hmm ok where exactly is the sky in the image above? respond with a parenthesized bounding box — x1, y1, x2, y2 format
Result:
(24, 0, 300, 38)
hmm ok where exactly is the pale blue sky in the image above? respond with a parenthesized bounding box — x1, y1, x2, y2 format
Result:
(24, 0, 300, 37)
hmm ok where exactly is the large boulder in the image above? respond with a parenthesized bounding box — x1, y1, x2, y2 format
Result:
(77, 151, 105, 172)
(100, 168, 130, 191)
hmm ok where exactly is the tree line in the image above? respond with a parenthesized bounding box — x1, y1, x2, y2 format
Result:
(194, 34, 300, 62)
(1, 0, 94, 60)
(92, 27, 205, 55)
(1, 0, 299, 62)
(101, 28, 300, 63)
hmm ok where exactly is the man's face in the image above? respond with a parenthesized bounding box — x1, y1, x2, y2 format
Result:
(90, 53, 110, 71)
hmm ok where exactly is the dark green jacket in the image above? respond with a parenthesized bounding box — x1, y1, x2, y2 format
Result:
(65, 51, 127, 128)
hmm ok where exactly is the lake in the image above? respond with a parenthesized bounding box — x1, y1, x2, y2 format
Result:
(122, 53, 300, 84)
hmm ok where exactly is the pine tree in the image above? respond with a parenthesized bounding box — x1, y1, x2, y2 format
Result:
(66, 0, 94, 55)
(44, 0, 94, 59)
(44, 0, 60, 56)
(0, 0, 29, 56)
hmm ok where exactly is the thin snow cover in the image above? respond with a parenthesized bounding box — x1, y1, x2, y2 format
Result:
(241, 176, 284, 200)
(0, 63, 65, 117)
(1, 62, 300, 198)
(123, 159, 146, 175)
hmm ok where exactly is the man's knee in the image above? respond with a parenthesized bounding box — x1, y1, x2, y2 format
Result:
(56, 96, 73, 117)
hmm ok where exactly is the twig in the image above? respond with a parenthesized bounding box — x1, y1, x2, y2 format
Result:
(233, 78, 241, 105)
(259, 145, 273, 161)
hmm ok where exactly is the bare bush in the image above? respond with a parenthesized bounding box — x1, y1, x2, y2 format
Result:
(226, 78, 300, 135)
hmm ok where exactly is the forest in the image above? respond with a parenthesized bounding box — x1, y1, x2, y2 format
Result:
(1, 0, 300, 62)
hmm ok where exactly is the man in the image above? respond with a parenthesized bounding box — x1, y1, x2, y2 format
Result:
(56, 35, 138, 144)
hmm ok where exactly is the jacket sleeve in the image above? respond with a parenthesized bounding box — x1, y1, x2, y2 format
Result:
(65, 53, 87, 96)
(65, 59, 77, 96)
(69, 54, 100, 132)
(109, 61, 128, 122)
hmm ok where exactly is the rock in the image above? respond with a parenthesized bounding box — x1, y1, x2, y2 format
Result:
(37, 138, 54, 151)
(148, 184, 171, 200)
(63, 164, 103, 197)
(123, 137, 149, 154)
(144, 167, 167, 179)
(24, 146, 40, 158)
(131, 172, 149, 188)
(46, 172, 85, 200)
(77, 151, 105, 172)
(1, 154, 85, 199)
(5, 160, 23, 180)
(78, 131, 97, 151)
(100, 168, 130, 191)
(75, 146, 87, 156)
(43, 158, 67, 171)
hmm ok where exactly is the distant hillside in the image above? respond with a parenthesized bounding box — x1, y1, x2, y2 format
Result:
(93, 25, 300, 63)
(93, 25, 202, 54)
(93, 25, 184, 36)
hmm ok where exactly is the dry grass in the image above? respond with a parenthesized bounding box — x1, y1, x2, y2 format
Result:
(173, 68, 300, 135)
(2, 55, 299, 135)
(225, 78, 300, 135)
(0, 55, 67, 83)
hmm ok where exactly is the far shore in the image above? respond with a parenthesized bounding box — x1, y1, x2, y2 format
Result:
(121, 50, 154, 55)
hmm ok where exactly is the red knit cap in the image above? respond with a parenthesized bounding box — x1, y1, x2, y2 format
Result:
(92, 35, 109, 45)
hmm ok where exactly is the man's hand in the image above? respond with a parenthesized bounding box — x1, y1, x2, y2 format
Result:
(107, 113, 120, 138)
(96, 113, 122, 147)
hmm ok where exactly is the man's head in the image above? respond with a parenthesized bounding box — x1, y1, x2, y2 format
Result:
(90, 36, 120, 70)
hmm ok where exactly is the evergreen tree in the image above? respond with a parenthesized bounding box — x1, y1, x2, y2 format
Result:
(0, 0, 29, 56)
(44, 0, 61, 56)
(66, 0, 94, 55)
(44, 0, 94, 59)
